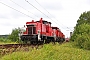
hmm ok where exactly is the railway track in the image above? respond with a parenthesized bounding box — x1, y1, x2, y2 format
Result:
(0, 44, 30, 49)
(0, 44, 43, 56)
(0, 44, 43, 49)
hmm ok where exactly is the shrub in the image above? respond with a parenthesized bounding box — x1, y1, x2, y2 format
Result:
(74, 33, 90, 49)
(0, 38, 12, 43)
(8, 27, 23, 43)
(71, 23, 90, 50)
(83, 41, 90, 50)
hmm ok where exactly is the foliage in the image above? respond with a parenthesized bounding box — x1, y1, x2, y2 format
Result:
(74, 33, 90, 49)
(8, 27, 23, 43)
(1, 42, 90, 60)
(71, 23, 90, 50)
(0, 37, 18, 44)
(71, 23, 90, 41)
(0, 27, 25, 44)
(70, 11, 90, 50)
(0, 38, 12, 43)
(76, 11, 90, 26)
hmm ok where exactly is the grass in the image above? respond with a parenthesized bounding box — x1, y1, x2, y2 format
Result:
(0, 42, 18, 44)
(0, 38, 18, 44)
(1, 42, 90, 60)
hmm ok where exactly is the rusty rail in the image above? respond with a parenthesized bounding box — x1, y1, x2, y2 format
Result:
(0, 44, 42, 49)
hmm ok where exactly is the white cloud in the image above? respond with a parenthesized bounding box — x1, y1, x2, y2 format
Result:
(0, 0, 90, 37)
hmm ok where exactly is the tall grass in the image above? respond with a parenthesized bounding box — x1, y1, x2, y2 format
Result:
(0, 38, 18, 44)
(1, 42, 90, 60)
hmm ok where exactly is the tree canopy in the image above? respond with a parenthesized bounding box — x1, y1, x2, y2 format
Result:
(8, 27, 24, 43)
(76, 11, 90, 26)
(70, 11, 90, 50)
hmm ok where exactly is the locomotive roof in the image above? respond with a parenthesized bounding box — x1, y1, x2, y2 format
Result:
(36, 20, 51, 24)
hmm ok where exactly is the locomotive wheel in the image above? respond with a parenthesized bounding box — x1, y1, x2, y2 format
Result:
(32, 41, 38, 44)
(30, 41, 33, 44)
(23, 40, 27, 44)
(58, 39, 61, 44)
(47, 39, 50, 44)
(53, 40, 55, 44)
(45, 40, 48, 44)
(50, 39, 55, 44)
(38, 41, 44, 44)
(41, 41, 44, 44)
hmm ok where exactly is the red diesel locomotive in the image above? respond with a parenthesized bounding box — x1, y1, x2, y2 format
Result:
(20, 18, 65, 44)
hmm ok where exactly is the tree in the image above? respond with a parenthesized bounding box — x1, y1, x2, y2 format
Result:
(71, 11, 90, 41)
(8, 27, 24, 42)
(76, 11, 90, 26)
(70, 11, 90, 50)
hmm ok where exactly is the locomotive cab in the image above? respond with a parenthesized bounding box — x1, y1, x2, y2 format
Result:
(26, 24, 36, 35)
(20, 20, 41, 43)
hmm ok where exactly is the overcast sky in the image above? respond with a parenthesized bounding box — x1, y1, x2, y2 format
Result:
(0, 0, 90, 37)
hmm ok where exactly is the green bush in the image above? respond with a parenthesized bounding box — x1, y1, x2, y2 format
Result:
(71, 23, 90, 50)
(70, 11, 90, 50)
(74, 33, 90, 49)
(8, 27, 23, 43)
(83, 41, 90, 50)
(8, 28, 19, 42)
(0, 38, 12, 43)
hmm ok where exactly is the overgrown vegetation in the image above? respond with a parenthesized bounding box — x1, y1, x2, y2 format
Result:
(0, 38, 18, 44)
(1, 42, 90, 60)
(70, 11, 90, 50)
(0, 27, 23, 44)
(8, 27, 22, 43)
(0, 38, 12, 43)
